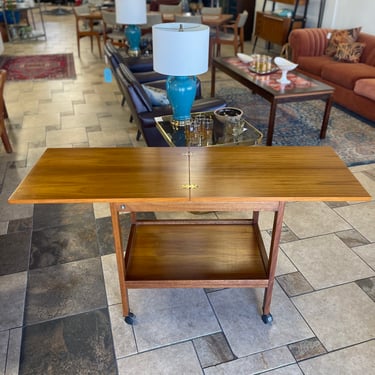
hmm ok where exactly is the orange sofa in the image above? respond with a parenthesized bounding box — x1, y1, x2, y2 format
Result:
(288, 28, 375, 122)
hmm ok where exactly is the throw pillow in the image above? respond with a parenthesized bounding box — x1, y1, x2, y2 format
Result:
(334, 42, 366, 63)
(325, 27, 362, 57)
(142, 84, 170, 106)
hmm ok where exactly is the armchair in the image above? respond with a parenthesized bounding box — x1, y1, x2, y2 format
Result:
(215, 10, 248, 56)
(114, 62, 227, 147)
(104, 42, 166, 107)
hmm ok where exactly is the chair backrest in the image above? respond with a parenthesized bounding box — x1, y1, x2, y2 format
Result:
(74, 4, 90, 16)
(201, 7, 222, 15)
(88, 0, 103, 6)
(145, 13, 162, 27)
(101, 10, 117, 26)
(159, 4, 182, 14)
(237, 10, 248, 28)
(175, 15, 202, 24)
(104, 41, 115, 60)
(117, 63, 153, 114)
(104, 41, 122, 69)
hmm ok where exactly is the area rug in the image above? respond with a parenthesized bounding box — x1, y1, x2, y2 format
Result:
(0, 53, 76, 81)
(215, 82, 375, 167)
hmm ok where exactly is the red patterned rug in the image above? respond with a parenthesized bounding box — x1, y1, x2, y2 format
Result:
(0, 53, 76, 81)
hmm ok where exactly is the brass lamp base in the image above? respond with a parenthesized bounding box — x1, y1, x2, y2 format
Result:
(127, 49, 141, 57)
(171, 118, 192, 130)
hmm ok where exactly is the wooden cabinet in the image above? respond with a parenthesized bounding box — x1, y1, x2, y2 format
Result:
(253, 0, 309, 51)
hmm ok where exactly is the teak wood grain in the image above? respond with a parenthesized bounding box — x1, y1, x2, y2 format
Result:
(9, 146, 370, 204)
(9, 146, 370, 322)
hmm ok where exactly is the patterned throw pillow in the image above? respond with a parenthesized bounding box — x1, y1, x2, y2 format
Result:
(325, 27, 362, 56)
(334, 42, 366, 63)
(142, 84, 170, 106)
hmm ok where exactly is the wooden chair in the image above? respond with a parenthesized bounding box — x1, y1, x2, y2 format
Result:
(141, 13, 162, 37)
(174, 15, 202, 24)
(201, 7, 222, 15)
(159, 3, 182, 22)
(0, 70, 12, 153)
(215, 10, 248, 56)
(101, 10, 126, 48)
(73, 4, 103, 58)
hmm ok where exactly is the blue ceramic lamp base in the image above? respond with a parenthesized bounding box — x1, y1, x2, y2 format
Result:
(167, 75, 197, 124)
(125, 24, 141, 57)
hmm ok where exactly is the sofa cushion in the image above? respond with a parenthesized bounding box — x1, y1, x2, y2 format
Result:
(325, 27, 362, 56)
(321, 62, 375, 89)
(297, 55, 336, 76)
(354, 79, 375, 101)
(334, 42, 366, 63)
(142, 84, 170, 106)
(325, 27, 362, 57)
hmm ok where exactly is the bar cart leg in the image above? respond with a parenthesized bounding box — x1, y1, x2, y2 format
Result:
(262, 202, 286, 323)
(110, 203, 135, 324)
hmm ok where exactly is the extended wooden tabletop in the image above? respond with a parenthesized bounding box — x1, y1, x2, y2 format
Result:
(8, 146, 371, 204)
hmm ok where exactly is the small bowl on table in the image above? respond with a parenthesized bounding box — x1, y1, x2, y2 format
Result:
(214, 107, 243, 125)
(237, 53, 254, 64)
(274, 57, 298, 84)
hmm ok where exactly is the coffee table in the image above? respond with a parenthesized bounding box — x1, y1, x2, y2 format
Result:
(211, 56, 335, 146)
(155, 111, 263, 147)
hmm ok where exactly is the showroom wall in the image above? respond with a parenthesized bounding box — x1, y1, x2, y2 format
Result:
(255, 0, 375, 33)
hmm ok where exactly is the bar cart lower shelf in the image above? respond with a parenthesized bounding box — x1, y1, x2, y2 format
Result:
(112, 200, 285, 326)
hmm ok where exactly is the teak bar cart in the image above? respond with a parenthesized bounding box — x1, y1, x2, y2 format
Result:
(9, 147, 370, 325)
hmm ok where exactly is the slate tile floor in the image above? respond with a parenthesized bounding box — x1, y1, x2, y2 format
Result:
(0, 7, 375, 375)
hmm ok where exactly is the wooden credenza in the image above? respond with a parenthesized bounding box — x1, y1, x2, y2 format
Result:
(253, 0, 309, 51)
(9, 147, 370, 325)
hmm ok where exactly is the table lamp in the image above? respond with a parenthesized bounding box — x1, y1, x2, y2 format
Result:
(116, 0, 147, 57)
(152, 23, 209, 126)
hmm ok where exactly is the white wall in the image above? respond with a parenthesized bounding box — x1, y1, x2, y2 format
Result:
(254, 0, 375, 33)
(322, 0, 375, 34)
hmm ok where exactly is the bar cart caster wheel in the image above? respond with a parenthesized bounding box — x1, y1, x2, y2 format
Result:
(125, 312, 136, 325)
(262, 313, 273, 324)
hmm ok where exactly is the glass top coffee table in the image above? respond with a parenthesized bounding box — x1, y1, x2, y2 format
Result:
(211, 56, 335, 146)
(155, 111, 263, 147)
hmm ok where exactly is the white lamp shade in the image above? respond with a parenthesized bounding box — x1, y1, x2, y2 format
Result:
(115, 0, 147, 25)
(152, 23, 209, 76)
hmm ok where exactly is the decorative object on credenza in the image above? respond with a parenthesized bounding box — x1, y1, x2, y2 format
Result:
(274, 57, 298, 84)
(152, 22, 209, 126)
(116, 0, 147, 57)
